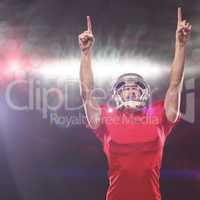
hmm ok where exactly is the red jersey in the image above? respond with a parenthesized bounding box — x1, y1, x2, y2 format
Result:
(90, 100, 180, 200)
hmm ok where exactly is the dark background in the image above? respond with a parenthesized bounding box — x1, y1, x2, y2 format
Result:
(0, 0, 200, 200)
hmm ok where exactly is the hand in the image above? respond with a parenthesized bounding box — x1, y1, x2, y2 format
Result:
(79, 16, 95, 53)
(176, 7, 192, 46)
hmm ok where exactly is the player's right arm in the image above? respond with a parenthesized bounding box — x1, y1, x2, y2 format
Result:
(79, 16, 101, 129)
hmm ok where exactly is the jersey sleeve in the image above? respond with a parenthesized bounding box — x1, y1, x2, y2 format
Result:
(86, 104, 107, 142)
(155, 100, 181, 137)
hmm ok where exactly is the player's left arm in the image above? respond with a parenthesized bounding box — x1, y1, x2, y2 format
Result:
(164, 7, 192, 122)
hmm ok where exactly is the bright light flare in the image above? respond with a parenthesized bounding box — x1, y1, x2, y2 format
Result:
(36, 58, 79, 79)
(35, 56, 167, 82)
(9, 60, 20, 72)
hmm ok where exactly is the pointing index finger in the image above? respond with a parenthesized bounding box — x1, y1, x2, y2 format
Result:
(177, 7, 182, 24)
(87, 16, 93, 33)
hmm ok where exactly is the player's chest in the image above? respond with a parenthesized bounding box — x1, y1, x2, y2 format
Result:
(104, 112, 162, 144)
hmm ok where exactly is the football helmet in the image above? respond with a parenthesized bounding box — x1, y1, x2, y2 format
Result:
(111, 73, 151, 111)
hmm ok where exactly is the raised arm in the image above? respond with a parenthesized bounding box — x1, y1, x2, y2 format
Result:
(79, 16, 101, 129)
(164, 7, 192, 122)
